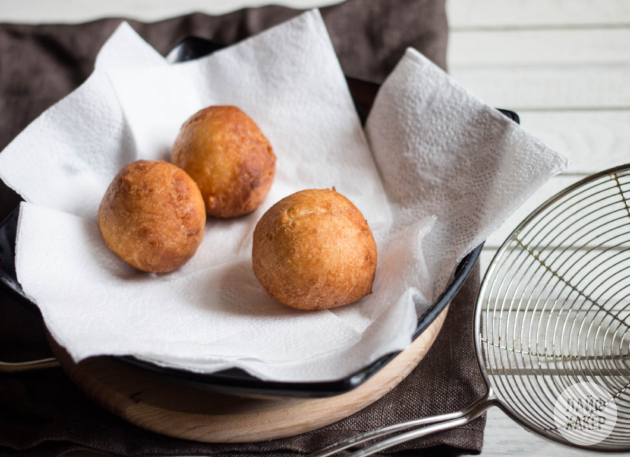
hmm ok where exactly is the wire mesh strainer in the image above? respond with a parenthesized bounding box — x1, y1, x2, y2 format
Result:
(310, 163, 630, 456)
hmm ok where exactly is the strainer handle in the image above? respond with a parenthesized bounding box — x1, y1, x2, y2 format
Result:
(0, 357, 60, 373)
(0, 290, 60, 373)
(308, 395, 494, 457)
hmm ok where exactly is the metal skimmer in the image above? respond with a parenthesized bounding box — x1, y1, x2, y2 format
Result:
(310, 163, 630, 456)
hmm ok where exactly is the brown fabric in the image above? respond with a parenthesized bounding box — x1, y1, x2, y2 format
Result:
(0, 1, 486, 456)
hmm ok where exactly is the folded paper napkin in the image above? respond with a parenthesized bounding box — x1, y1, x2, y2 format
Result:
(0, 10, 567, 382)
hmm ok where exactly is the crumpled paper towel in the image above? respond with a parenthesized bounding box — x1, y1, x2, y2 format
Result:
(366, 48, 570, 296)
(1, 10, 567, 382)
(0, 23, 166, 220)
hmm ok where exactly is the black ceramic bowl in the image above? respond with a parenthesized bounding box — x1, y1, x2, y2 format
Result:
(0, 37, 519, 398)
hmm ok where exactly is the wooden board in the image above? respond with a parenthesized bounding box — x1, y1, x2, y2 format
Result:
(450, 65, 630, 110)
(517, 111, 630, 174)
(448, 0, 630, 30)
(448, 1, 630, 455)
(450, 29, 630, 66)
(485, 175, 583, 248)
(48, 305, 448, 443)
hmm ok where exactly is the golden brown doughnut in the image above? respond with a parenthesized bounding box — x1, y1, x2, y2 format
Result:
(171, 106, 276, 218)
(98, 160, 206, 273)
(252, 188, 377, 311)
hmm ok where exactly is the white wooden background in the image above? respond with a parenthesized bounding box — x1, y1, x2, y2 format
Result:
(449, 1, 630, 455)
(2, 0, 630, 455)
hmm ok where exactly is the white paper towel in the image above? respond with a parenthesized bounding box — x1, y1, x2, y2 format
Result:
(0, 23, 166, 220)
(2, 10, 568, 382)
(366, 48, 570, 295)
(106, 10, 392, 274)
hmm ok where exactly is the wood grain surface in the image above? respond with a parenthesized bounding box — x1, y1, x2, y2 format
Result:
(448, 0, 630, 29)
(48, 305, 448, 443)
(450, 29, 630, 66)
(450, 65, 630, 110)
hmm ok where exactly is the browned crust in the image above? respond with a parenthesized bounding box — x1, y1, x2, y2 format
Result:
(171, 106, 276, 218)
(98, 160, 206, 273)
(252, 189, 377, 311)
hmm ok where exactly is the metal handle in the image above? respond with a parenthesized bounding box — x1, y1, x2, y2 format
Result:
(308, 395, 494, 457)
(0, 357, 59, 373)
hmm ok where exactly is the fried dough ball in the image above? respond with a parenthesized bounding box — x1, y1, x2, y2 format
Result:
(171, 106, 276, 218)
(252, 188, 377, 311)
(98, 160, 206, 273)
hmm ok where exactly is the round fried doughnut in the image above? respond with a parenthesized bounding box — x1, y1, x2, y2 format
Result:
(171, 106, 276, 218)
(252, 188, 377, 311)
(98, 160, 206, 273)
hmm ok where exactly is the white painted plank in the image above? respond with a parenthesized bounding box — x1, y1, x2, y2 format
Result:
(480, 175, 628, 282)
(518, 111, 630, 174)
(480, 177, 583, 273)
(448, 0, 630, 29)
(482, 407, 624, 456)
(449, 29, 630, 67)
(5, 0, 630, 29)
(450, 65, 630, 110)
(0, 0, 340, 24)
(446, 3, 630, 457)
(485, 175, 582, 248)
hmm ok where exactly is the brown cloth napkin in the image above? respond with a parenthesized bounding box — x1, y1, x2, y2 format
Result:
(0, 1, 486, 455)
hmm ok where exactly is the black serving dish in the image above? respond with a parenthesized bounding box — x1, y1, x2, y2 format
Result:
(0, 37, 519, 398)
